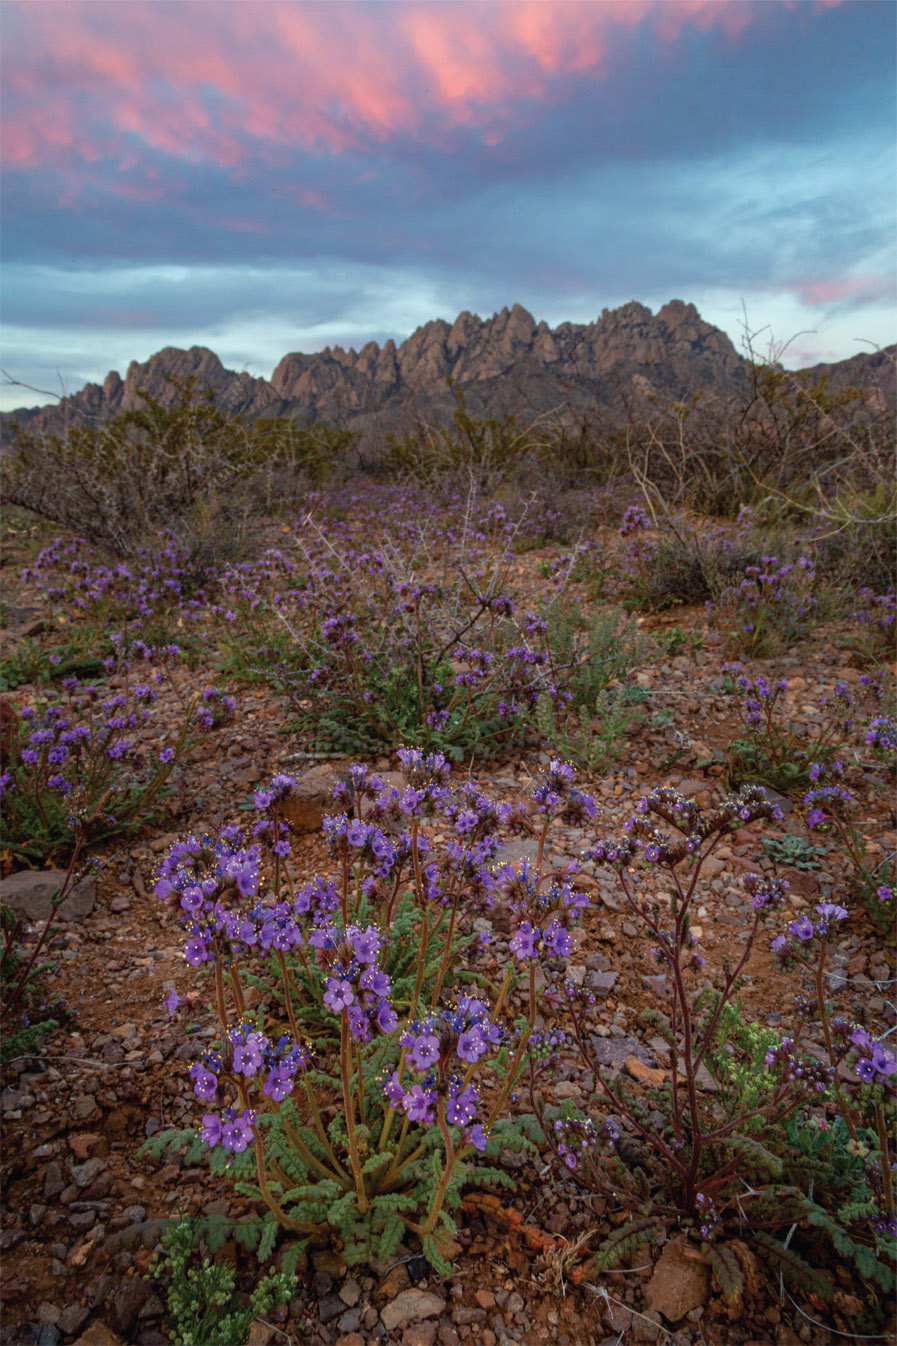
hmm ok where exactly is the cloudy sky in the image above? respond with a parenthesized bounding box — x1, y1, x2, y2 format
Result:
(1, 0, 894, 412)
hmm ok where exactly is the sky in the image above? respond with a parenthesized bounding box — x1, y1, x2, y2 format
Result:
(1, 0, 895, 412)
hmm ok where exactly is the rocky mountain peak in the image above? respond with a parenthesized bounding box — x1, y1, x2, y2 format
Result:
(7, 300, 888, 440)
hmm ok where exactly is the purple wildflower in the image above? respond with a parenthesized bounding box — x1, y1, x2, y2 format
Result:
(323, 978, 355, 1012)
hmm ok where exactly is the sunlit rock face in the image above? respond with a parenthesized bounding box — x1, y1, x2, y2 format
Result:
(7, 300, 893, 436)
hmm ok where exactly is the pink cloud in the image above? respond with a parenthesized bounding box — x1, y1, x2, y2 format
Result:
(1, 0, 846, 175)
(791, 275, 892, 308)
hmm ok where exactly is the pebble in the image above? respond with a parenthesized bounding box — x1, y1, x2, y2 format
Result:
(318, 1293, 346, 1324)
(381, 1290, 446, 1332)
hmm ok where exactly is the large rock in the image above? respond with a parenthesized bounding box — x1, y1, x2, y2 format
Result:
(645, 1240, 710, 1323)
(0, 869, 96, 921)
(277, 764, 344, 835)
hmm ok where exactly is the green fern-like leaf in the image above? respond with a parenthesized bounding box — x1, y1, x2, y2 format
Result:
(705, 1242, 744, 1305)
(465, 1165, 516, 1190)
(725, 1132, 784, 1178)
(257, 1214, 278, 1262)
(370, 1192, 417, 1213)
(362, 1151, 393, 1178)
(201, 1216, 234, 1256)
(281, 1242, 305, 1280)
(138, 1126, 197, 1162)
(856, 1245, 895, 1293)
(752, 1231, 834, 1304)
(377, 1214, 405, 1262)
(593, 1218, 660, 1271)
(804, 1204, 895, 1293)
(487, 1114, 544, 1151)
(838, 1198, 878, 1224)
(233, 1220, 262, 1254)
(421, 1232, 454, 1278)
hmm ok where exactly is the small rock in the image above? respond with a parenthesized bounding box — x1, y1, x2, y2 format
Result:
(626, 1057, 671, 1087)
(57, 1306, 90, 1336)
(111, 1277, 155, 1335)
(136, 1292, 164, 1324)
(588, 1036, 653, 1069)
(45, 1162, 65, 1206)
(339, 1278, 362, 1307)
(70, 1134, 105, 1161)
(645, 1241, 710, 1323)
(71, 1158, 105, 1189)
(312, 1270, 334, 1297)
(494, 839, 540, 867)
(373, 1264, 411, 1303)
(381, 1289, 446, 1333)
(642, 974, 668, 997)
(632, 1308, 663, 1342)
(318, 1292, 346, 1324)
(246, 1322, 276, 1346)
(451, 1305, 487, 1326)
(74, 1325, 124, 1346)
(402, 1324, 438, 1346)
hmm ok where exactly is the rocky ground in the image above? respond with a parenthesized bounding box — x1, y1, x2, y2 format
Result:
(1, 512, 894, 1346)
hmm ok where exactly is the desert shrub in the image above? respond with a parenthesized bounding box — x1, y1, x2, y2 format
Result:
(811, 483, 897, 596)
(383, 379, 549, 495)
(1, 377, 340, 556)
(622, 358, 895, 519)
(637, 529, 776, 612)
(1, 532, 214, 689)
(724, 667, 859, 796)
(0, 628, 111, 693)
(537, 684, 649, 774)
(249, 417, 356, 509)
(848, 587, 896, 666)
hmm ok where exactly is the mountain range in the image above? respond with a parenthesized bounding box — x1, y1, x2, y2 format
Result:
(6, 300, 895, 437)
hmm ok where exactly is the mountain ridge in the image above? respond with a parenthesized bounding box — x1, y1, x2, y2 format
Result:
(6, 300, 894, 436)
